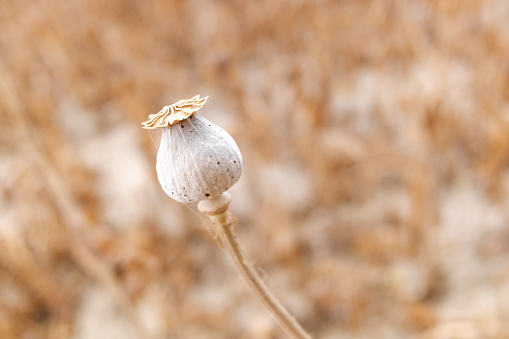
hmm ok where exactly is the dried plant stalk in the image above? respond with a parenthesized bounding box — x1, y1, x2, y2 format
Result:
(198, 193, 312, 339)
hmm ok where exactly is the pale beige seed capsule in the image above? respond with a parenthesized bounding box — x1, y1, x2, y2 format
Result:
(142, 95, 243, 203)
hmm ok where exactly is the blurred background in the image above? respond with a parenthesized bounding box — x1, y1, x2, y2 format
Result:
(1, 0, 509, 338)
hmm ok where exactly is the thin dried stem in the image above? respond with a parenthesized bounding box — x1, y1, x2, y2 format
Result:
(199, 195, 312, 339)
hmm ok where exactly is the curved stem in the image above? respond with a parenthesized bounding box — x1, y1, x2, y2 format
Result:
(208, 211, 312, 339)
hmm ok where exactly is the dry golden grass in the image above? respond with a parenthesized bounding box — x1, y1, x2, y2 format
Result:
(1, 0, 509, 338)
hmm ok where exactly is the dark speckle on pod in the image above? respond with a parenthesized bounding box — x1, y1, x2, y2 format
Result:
(156, 114, 243, 203)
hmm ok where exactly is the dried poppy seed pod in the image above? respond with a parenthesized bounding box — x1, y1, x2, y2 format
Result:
(142, 95, 242, 203)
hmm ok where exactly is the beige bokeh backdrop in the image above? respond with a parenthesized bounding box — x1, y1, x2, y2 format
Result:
(1, 1, 509, 338)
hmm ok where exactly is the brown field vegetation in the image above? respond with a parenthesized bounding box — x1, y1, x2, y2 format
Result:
(1, 0, 509, 338)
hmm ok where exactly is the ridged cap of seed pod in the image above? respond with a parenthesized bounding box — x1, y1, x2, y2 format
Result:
(142, 95, 208, 129)
(142, 95, 242, 203)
